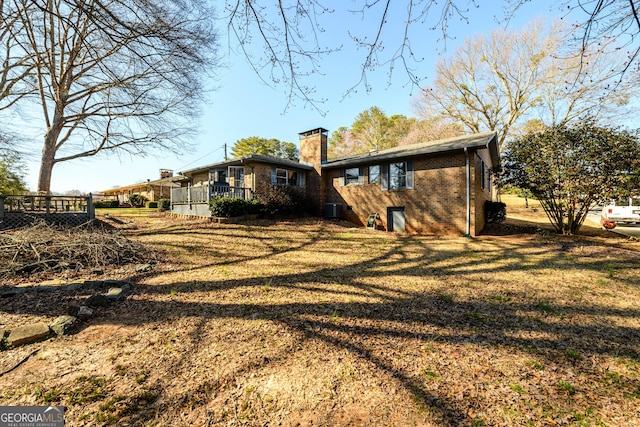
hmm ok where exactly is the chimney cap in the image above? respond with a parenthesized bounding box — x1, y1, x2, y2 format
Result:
(299, 127, 328, 138)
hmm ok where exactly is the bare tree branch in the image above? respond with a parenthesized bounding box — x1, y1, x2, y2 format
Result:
(1, 0, 219, 192)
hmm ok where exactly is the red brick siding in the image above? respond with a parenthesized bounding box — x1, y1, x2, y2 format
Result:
(299, 132, 327, 215)
(473, 148, 494, 233)
(190, 171, 210, 186)
(325, 152, 481, 235)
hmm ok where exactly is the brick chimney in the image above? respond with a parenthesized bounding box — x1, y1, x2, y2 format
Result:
(299, 127, 328, 166)
(159, 169, 173, 179)
(299, 128, 328, 216)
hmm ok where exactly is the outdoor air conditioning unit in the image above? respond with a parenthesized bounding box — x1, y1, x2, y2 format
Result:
(324, 203, 342, 219)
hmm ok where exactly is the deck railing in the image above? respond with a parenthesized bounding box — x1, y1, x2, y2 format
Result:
(171, 185, 252, 205)
(0, 194, 95, 229)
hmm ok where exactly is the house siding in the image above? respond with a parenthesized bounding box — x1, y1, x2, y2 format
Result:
(325, 152, 478, 235)
(171, 128, 498, 235)
(473, 148, 494, 234)
(102, 184, 173, 203)
(299, 130, 328, 215)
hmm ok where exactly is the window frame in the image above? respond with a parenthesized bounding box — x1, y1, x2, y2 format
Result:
(381, 160, 414, 191)
(369, 165, 380, 184)
(273, 167, 303, 187)
(275, 168, 288, 185)
(345, 167, 360, 186)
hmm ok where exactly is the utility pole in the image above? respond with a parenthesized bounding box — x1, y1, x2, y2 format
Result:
(224, 143, 228, 161)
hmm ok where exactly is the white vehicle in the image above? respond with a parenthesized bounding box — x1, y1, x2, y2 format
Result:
(601, 197, 640, 228)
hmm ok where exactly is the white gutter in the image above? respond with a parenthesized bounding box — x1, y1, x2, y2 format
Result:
(464, 147, 471, 237)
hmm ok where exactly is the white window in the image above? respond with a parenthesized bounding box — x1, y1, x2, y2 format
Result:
(274, 168, 299, 186)
(389, 162, 407, 190)
(381, 161, 414, 191)
(276, 168, 288, 185)
(369, 165, 380, 184)
(345, 167, 360, 185)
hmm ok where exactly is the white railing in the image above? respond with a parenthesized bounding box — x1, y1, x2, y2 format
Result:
(171, 185, 252, 205)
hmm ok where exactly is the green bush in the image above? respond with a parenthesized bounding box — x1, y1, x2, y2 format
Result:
(485, 200, 506, 223)
(145, 201, 158, 208)
(209, 197, 261, 218)
(254, 182, 309, 216)
(128, 194, 147, 207)
(158, 198, 171, 210)
(93, 200, 119, 208)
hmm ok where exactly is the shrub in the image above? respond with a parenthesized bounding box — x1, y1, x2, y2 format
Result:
(93, 200, 119, 208)
(158, 198, 171, 210)
(128, 194, 147, 207)
(209, 197, 261, 218)
(145, 201, 158, 209)
(485, 200, 506, 223)
(254, 182, 309, 216)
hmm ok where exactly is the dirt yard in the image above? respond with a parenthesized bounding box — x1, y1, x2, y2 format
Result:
(1, 200, 639, 426)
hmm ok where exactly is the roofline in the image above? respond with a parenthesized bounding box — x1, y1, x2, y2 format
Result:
(178, 154, 313, 176)
(100, 176, 183, 193)
(322, 132, 500, 169)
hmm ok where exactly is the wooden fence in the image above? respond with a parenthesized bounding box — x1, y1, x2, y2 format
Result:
(0, 194, 95, 230)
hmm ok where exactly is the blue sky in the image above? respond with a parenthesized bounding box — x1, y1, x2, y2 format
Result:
(19, 0, 567, 193)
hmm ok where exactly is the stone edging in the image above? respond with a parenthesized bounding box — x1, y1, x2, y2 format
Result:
(1, 279, 133, 350)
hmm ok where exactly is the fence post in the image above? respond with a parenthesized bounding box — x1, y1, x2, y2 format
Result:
(45, 196, 51, 215)
(0, 196, 4, 220)
(88, 193, 95, 220)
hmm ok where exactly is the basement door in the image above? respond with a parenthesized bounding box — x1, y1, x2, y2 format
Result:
(387, 207, 405, 232)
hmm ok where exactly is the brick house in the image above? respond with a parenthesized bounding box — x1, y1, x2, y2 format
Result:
(170, 128, 500, 236)
(299, 128, 500, 236)
(171, 154, 313, 216)
(101, 169, 179, 204)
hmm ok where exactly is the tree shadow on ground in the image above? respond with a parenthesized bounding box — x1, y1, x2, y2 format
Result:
(2, 220, 639, 425)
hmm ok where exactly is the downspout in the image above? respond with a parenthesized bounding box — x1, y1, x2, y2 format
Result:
(251, 166, 255, 200)
(464, 148, 471, 237)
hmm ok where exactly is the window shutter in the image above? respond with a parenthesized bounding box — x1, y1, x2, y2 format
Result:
(271, 167, 276, 185)
(339, 169, 345, 186)
(358, 167, 365, 185)
(406, 160, 414, 189)
(381, 164, 389, 190)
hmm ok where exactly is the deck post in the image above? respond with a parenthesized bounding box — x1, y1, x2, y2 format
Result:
(88, 193, 95, 220)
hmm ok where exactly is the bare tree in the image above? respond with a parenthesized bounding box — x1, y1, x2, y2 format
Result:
(411, 18, 638, 151)
(224, 1, 640, 112)
(0, 0, 34, 111)
(0, 0, 36, 153)
(398, 118, 465, 146)
(224, 0, 481, 112)
(1, 0, 218, 193)
(509, 0, 640, 75)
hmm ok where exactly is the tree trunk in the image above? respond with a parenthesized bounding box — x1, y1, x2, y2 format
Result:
(37, 127, 61, 194)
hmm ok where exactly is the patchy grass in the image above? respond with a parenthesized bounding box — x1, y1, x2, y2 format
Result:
(1, 206, 640, 426)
